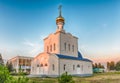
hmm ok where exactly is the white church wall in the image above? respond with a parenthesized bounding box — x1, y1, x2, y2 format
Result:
(60, 32, 78, 57)
(80, 61, 93, 75)
(31, 53, 50, 75)
(44, 33, 60, 54)
(31, 53, 60, 76)
(48, 54, 59, 76)
(59, 59, 93, 76)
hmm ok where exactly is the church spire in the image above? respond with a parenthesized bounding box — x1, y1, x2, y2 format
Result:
(56, 5, 65, 32)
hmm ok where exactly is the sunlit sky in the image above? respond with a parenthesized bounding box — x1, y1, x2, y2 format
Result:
(0, 0, 120, 63)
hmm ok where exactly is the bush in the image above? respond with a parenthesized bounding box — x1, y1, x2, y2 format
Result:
(0, 65, 30, 83)
(58, 72, 75, 83)
(0, 65, 12, 83)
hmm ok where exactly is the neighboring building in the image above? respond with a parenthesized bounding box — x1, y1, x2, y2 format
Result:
(0, 54, 4, 65)
(8, 56, 33, 74)
(93, 68, 105, 73)
(30, 6, 93, 77)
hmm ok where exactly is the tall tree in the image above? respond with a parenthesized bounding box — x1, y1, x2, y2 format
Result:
(107, 62, 110, 71)
(6, 62, 13, 72)
(101, 65, 104, 68)
(0, 54, 4, 65)
(98, 63, 102, 68)
(110, 61, 115, 70)
(92, 64, 95, 68)
(115, 61, 120, 71)
(94, 63, 98, 68)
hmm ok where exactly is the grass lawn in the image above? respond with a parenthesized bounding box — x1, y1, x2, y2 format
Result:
(27, 72, 120, 83)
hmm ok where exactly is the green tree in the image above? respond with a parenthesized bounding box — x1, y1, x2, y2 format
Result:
(107, 62, 110, 71)
(6, 62, 13, 72)
(115, 61, 120, 71)
(0, 65, 12, 83)
(58, 72, 75, 83)
(107, 61, 115, 70)
(0, 54, 4, 65)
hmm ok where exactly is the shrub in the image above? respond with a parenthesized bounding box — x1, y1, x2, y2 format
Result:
(58, 72, 75, 83)
(0, 65, 12, 83)
(0, 65, 30, 83)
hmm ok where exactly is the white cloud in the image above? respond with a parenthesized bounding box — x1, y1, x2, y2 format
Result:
(23, 40, 35, 47)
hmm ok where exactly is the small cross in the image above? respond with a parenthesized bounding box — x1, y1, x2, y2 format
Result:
(58, 5, 62, 11)
(58, 5, 62, 16)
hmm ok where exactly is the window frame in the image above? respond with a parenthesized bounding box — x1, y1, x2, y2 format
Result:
(64, 43, 66, 51)
(52, 64, 55, 71)
(64, 64, 66, 70)
(68, 44, 70, 51)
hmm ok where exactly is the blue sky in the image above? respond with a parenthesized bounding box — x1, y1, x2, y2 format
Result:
(0, 0, 120, 62)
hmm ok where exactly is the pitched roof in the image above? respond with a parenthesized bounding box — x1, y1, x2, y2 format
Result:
(56, 52, 92, 62)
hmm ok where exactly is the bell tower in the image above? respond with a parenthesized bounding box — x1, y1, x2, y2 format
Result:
(44, 5, 78, 57)
(56, 5, 65, 32)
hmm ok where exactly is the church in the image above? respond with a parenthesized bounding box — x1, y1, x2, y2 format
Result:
(30, 6, 93, 77)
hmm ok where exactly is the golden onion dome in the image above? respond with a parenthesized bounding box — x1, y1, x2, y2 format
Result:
(56, 16, 64, 24)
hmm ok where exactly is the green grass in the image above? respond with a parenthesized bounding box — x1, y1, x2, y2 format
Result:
(26, 72, 120, 83)
(29, 77, 58, 83)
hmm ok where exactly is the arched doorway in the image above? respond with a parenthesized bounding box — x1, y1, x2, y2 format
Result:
(77, 64, 81, 74)
(39, 64, 44, 74)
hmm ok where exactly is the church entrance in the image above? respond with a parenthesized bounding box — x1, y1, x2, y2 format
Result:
(77, 65, 81, 74)
(36, 67, 39, 74)
(39, 66, 48, 75)
(44, 66, 48, 75)
(40, 67, 44, 75)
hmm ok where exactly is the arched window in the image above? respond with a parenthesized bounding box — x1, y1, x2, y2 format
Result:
(72, 45, 74, 52)
(68, 44, 70, 51)
(40, 64, 43, 67)
(37, 64, 39, 67)
(52, 64, 55, 71)
(64, 43, 66, 51)
(54, 43, 56, 51)
(45, 63, 47, 66)
(50, 45, 52, 52)
(64, 64, 66, 70)
(77, 64, 80, 67)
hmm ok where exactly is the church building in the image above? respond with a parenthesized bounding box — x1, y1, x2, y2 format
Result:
(30, 6, 93, 77)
